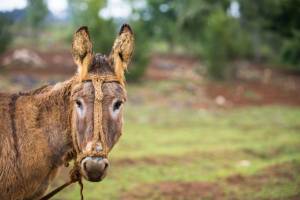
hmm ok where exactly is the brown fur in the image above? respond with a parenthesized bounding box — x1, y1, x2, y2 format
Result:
(0, 80, 74, 199)
(72, 26, 93, 81)
(0, 24, 134, 199)
(109, 24, 135, 84)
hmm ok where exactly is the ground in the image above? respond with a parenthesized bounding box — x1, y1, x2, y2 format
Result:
(53, 106, 300, 200)
(0, 48, 300, 200)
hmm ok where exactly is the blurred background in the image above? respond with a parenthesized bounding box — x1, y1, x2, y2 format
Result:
(0, 0, 300, 199)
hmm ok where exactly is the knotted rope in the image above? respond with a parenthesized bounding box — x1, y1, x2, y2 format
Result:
(39, 74, 122, 200)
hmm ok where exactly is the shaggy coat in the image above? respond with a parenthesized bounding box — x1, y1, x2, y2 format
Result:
(0, 80, 74, 199)
(0, 24, 134, 200)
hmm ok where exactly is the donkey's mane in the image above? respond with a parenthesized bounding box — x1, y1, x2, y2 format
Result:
(0, 82, 63, 98)
(12, 84, 51, 97)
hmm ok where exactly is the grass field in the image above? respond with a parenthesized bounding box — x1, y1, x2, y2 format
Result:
(54, 104, 300, 200)
(2, 39, 300, 200)
(2, 70, 299, 200)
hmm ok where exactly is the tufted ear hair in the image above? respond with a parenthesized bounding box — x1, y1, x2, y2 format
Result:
(72, 26, 93, 81)
(109, 24, 134, 83)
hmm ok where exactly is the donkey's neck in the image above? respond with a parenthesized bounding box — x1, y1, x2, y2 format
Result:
(33, 79, 75, 167)
(0, 78, 76, 199)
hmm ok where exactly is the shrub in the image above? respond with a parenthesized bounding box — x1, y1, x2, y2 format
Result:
(0, 15, 12, 54)
(203, 8, 247, 80)
(280, 31, 300, 70)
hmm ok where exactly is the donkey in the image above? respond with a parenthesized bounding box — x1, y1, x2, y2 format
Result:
(0, 24, 134, 199)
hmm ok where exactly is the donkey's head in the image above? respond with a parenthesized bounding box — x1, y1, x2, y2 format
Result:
(70, 24, 134, 182)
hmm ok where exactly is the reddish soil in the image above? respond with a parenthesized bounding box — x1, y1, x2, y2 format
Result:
(0, 47, 76, 76)
(205, 81, 300, 108)
(122, 181, 224, 200)
(146, 54, 300, 108)
(112, 156, 177, 166)
(146, 54, 201, 81)
(112, 154, 198, 167)
(122, 161, 300, 200)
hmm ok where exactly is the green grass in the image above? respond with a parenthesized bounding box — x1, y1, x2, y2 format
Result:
(55, 105, 300, 200)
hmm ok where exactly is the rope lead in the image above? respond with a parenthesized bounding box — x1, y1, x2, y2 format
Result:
(39, 163, 84, 200)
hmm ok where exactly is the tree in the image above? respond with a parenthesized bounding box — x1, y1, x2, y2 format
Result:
(139, 0, 178, 49)
(0, 15, 12, 54)
(203, 8, 246, 80)
(265, 0, 300, 67)
(26, 0, 48, 30)
(239, 0, 300, 68)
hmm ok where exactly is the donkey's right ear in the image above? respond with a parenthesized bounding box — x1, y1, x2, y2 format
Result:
(72, 26, 93, 81)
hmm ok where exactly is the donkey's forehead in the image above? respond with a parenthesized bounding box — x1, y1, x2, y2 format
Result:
(72, 81, 94, 95)
(89, 53, 114, 75)
(102, 82, 126, 99)
(72, 81, 125, 98)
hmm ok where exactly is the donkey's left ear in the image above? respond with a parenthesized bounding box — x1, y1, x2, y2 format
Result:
(109, 24, 134, 82)
(72, 26, 93, 81)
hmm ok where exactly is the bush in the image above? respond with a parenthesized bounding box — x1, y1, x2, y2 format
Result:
(280, 31, 300, 70)
(203, 8, 247, 80)
(0, 15, 12, 54)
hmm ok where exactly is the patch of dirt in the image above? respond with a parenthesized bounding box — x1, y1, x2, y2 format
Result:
(241, 146, 300, 160)
(122, 161, 300, 200)
(112, 156, 176, 166)
(225, 162, 298, 189)
(122, 181, 224, 200)
(0, 47, 75, 76)
(146, 54, 202, 81)
(112, 151, 231, 167)
(224, 162, 300, 199)
(145, 55, 300, 108)
(205, 81, 300, 108)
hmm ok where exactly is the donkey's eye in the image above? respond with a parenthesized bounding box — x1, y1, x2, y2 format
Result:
(113, 100, 123, 111)
(76, 100, 82, 108)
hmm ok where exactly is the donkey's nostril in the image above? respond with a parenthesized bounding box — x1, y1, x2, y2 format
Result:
(83, 160, 88, 171)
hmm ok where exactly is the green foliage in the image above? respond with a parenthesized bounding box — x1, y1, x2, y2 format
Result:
(131, 0, 300, 77)
(132, 0, 250, 80)
(177, 0, 230, 45)
(204, 9, 227, 80)
(270, 1, 300, 68)
(203, 9, 245, 80)
(26, 0, 48, 29)
(239, 0, 300, 69)
(0, 15, 12, 54)
(281, 31, 300, 68)
(140, 0, 178, 48)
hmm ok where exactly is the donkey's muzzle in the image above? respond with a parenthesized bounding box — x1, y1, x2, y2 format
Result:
(81, 157, 109, 182)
